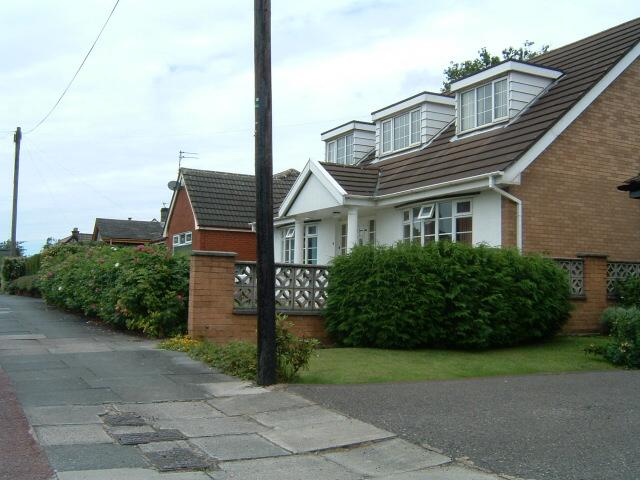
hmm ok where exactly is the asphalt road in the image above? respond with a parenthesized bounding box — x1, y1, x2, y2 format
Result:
(291, 370, 640, 480)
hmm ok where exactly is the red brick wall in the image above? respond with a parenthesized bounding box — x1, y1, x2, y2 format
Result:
(188, 252, 329, 344)
(166, 188, 198, 251)
(501, 59, 640, 332)
(502, 59, 640, 259)
(199, 230, 257, 261)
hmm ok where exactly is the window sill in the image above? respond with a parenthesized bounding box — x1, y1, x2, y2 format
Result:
(380, 142, 421, 158)
(454, 118, 509, 138)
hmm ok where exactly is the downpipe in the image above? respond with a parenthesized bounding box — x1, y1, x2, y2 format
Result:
(489, 176, 523, 251)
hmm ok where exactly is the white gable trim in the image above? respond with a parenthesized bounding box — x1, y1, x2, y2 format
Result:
(503, 42, 640, 183)
(162, 172, 197, 237)
(450, 60, 563, 92)
(278, 160, 347, 217)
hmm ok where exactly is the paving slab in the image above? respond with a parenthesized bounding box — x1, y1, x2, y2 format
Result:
(109, 384, 207, 402)
(165, 373, 235, 385)
(56, 468, 213, 479)
(35, 424, 114, 446)
(44, 443, 148, 471)
(116, 401, 224, 420)
(101, 411, 147, 426)
(7, 366, 98, 382)
(261, 418, 395, 453)
(155, 417, 268, 438)
(114, 429, 186, 445)
(106, 425, 157, 435)
(249, 404, 347, 429)
(0, 355, 69, 372)
(207, 392, 312, 416)
(199, 381, 267, 397)
(378, 464, 504, 480)
(0, 333, 46, 340)
(14, 376, 92, 393)
(191, 434, 290, 460)
(18, 387, 121, 407)
(25, 405, 107, 425)
(322, 438, 451, 476)
(144, 447, 217, 472)
(47, 343, 114, 354)
(218, 454, 361, 480)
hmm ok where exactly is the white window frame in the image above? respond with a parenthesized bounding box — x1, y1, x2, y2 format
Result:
(368, 219, 376, 244)
(326, 134, 354, 165)
(417, 204, 435, 220)
(458, 76, 509, 133)
(281, 227, 295, 264)
(381, 107, 421, 154)
(173, 231, 193, 247)
(339, 223, 347, 255)
(402, 200, 473, 245)
(304, 224, 318, 265)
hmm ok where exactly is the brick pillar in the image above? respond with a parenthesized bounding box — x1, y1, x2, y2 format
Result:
(570, 253, 609, 333)
(188, 251, 237, 340)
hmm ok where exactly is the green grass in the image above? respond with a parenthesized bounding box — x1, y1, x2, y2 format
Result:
(296, 336, 617, 384)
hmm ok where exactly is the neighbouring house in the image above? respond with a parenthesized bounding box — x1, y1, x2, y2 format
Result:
(273, 18, 640, 331)
(618, 174, 640, 198)
(58, 228, 93, 244)
(163, 167, 299, 259)
(92, 217, 164, 246)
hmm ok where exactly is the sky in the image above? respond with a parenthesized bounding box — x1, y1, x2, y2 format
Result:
(1, 1, 639, 254)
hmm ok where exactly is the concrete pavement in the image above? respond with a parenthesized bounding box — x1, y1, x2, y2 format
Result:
(0, 294, 511, 480)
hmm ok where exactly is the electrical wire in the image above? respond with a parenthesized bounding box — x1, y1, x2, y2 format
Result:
(25, 0, 120, 135)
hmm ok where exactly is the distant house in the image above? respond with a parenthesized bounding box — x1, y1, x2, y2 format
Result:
(58, 228, 93, 244)
(92, 218, 164, 246)
(163, 167, 299, 259)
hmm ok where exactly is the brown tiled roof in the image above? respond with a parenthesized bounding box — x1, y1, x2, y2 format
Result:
(58, 233, 93, 244)
(181, 167, 299, 230)
(323, 18, 640, 197)
(94, 218, 164, 242)
(320, 163, 379, 196)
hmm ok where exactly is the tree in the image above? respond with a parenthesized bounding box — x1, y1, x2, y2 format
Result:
(0, 240, 25, 257)
(442, 41, 549, 92)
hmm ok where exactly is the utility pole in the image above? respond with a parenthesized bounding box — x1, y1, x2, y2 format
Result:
(10, 127, 22, 257)
(254, 0, 276, 386)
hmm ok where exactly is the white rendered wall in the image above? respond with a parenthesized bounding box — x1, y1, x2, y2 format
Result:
(287, 174, 339, 217)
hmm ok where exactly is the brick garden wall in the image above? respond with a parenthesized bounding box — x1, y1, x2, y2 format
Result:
(198, 230, 257, 261)
(501, 59, 640, 332)
(188, 251, 329, 344)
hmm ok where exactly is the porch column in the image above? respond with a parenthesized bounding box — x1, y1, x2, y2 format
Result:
(347, 207, 358, 252)
(294, 218, 304, 263)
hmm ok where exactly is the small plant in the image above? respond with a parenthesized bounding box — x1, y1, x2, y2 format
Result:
(160, 315, 319, 382)
(586, 307, 640, 368)
(6, 275, 40, 297)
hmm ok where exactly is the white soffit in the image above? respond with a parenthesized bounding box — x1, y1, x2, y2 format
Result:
(371, 92, 455, 121)
(450, 61, 563, 92)
(320, 121, 375, 141)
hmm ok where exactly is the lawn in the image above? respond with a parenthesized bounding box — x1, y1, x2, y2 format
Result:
(296, 335, 617, 384)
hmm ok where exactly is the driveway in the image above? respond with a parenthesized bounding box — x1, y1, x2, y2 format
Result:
(291, 370, 640, 480)
(0, 294, 507, 480)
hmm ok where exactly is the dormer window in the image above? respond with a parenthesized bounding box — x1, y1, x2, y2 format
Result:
(459, 77, 508, 132)
(326, 134, 354, 165)
(381, 108, 421, 154)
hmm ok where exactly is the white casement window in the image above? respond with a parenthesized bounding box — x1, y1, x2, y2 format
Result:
(281, 227, 295, 263)
(339, 223, 347, 255)
(368, 219, 376, 244)
(402, 200, 473, 245)
(326, 134, 354, 165)
(173, 231, 192, 247)
(459, 77, 508, 132)
(381, 108, 421, 154)
(304, 224, 318, 264)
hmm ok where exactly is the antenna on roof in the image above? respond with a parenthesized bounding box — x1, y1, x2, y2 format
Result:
(178, 150, 198, 169)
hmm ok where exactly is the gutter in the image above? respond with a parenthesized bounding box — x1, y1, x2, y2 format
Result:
(488, 175, 522, 251)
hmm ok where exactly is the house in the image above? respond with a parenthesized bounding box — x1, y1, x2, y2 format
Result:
(163, 167, 299, 259)
(273, 19, 640, 330)
(58, 228, 93, 244)
(92, 218, 164, 246)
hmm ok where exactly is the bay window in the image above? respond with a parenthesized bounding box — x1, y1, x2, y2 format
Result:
(381, 108, 421, 154)
(459, 77, 508, 132)
(402, 200, 473, 245)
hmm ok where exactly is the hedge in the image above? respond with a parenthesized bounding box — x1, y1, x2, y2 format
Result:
(1, 257, 26, 283)
(615, 275, 640, 308)
(588, 307, 640, 368)
(325, 242, 572, 349)
(38, 243, 189, 336)
(6, 274, 40, 297)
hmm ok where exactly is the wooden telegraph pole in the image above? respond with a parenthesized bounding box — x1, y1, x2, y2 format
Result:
(254, 0, 276, 385)
(10, 127, 22, 257)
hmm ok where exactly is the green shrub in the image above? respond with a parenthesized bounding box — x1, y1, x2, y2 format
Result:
(38, 243, 189, 336)
(6, 274, 40, 296)
(615, 276, 640, 308)
(325, 242, 572, 349)
(159, 315, 319, 382)
(24, 254, 41, 276)
(2, 257, 26, 283)
(587, 307, 640, 368)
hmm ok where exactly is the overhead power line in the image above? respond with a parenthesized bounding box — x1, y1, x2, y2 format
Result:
(26, 0, 120, 135)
